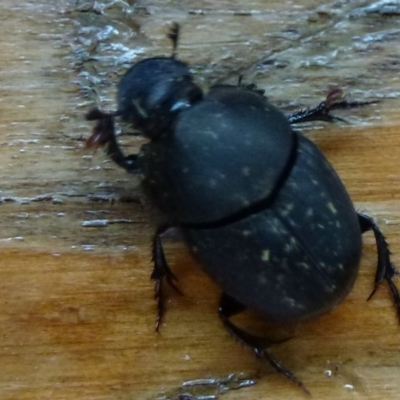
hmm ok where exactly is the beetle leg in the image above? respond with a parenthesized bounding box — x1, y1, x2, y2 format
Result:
(358, 213, 400, 321)
(237, 76, 266, 96)
(167, 22, 180, 59)
(151, 224, 182, 331)
(288, 88, 378, 125)
(86, 108, 140, 173)
(218, 293, 310, 395)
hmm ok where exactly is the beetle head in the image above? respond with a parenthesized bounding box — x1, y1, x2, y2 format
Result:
(117, 23, 202, 138)
(117, 57, 202, 138)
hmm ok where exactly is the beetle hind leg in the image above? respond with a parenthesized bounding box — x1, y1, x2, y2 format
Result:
(218, 293, 310, 395)
(358, 213, 400, 321)
(151, 224, 182, 331)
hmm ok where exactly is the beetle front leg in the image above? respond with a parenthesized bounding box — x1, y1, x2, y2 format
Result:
(86, 108, 140, 173)
(288, 88, 378, 125)
(218, 293, 310, 395)
(358, 213, 400, 321)
(151, 224, 182, 331)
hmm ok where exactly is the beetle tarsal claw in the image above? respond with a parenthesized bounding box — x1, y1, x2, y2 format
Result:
(255, 348, 311, 396)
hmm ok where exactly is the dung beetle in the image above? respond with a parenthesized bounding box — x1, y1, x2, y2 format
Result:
(86, 23, 400, 392)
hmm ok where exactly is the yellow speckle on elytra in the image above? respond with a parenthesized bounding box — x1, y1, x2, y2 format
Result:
(261, 249, 270, 262)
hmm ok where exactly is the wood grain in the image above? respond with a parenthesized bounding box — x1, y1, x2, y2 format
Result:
(1, 1, 400, 399)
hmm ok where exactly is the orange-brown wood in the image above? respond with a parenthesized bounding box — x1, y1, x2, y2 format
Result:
(1, 1, 400, 399)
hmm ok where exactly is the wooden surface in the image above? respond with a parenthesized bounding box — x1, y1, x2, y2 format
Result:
(1, 0, 400, 399)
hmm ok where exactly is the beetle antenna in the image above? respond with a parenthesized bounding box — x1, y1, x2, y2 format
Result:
(167, 22, 180, 58)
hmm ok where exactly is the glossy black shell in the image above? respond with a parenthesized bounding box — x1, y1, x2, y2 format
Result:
(183, 133, 362, 321)
(139, 85, 362, 322)
(140, 86, 294, 224)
